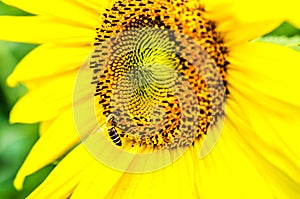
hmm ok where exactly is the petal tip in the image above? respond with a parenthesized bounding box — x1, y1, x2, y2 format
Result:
(9, 111, 18, 124)
(6, 74, 18, 87)
(13, 173, 25, 191)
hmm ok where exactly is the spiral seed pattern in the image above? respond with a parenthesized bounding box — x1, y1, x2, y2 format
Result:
(90, 0, 228, 150)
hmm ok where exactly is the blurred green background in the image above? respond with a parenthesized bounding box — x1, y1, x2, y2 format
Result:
(0, 2, 55, 199)
(0, 1, 299, 199)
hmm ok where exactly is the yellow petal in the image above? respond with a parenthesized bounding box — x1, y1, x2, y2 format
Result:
(39, 119, 54, 136)
(23, 125, 274, 198)
(7, 44, 92, 87)
(104, 128, 272, 198)
(14, 109, 80, 190)
(25, 144, 94, 199)
(9, 70, 76, 123)
(104, 150, 198, 199)
(225, 97, 300, 199)
(195, 123, 274, 199)
(227, 41, 300, 107)
(0, 16, 94, 44)
(202, 0, 282, 46)
(70, 159, 123, 199)
(2, 0, 101, 28)
(74, 0, 114, 14)
(289, 18, 300, 29)
(204, 0, 299, 24)
(218, 20, 281, 47)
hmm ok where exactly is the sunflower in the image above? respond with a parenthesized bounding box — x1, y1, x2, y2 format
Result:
(1, 0, 300, 198)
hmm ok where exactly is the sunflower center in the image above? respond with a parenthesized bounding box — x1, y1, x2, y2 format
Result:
(91, 0, 228, 151)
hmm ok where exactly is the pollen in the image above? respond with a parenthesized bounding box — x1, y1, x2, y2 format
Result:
(90, 0, 228, 151)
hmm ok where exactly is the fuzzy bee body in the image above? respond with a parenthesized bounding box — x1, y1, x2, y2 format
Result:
(108, 126, 122, 146)
(106, 114, 122, 146)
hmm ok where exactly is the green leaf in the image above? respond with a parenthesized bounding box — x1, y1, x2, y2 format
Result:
(0, 1, 33, 16)
(255, 36, 300, 52)
(265, 22, 300, 37)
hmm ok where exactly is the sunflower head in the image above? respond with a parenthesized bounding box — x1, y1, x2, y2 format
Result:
(1, 0, 300, 198)
(73, 0, 227, 172)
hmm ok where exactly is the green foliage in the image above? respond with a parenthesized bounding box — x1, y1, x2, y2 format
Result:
(261, 21, 300, 52)
(0, 40, 57, 198)
(0, 3, 53, 199)
(257, 35, 300, 52)
(0, 1, 32, 16)
(266, 22, 300, 37)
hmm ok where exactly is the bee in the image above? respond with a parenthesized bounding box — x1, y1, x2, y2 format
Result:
(106, 114, 122, 146)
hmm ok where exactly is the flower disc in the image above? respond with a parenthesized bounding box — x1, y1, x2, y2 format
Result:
(73, 0, 227, 172)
